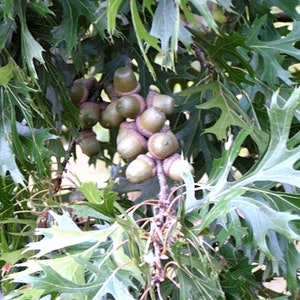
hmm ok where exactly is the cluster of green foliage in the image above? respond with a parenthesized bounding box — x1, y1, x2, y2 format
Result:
(1, 0, 300, 299)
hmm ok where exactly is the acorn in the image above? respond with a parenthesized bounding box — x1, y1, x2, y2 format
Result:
(69, 78, 87, 106)
(113, 67, 141, 96)
(126, 154, 157, 183)
(136, 107, 166, 138)
(146, 91, 175, 115)
(116, 94, 145, 119)
(163, 153, 194, 182)
(78, 131, 101, 157)
(116, 121, 137, 144)
(147, 132, 178, 160)
(117, 129, 147, 160)
(104, 82, 118, 101)
(78, 102, 101, 129)
(99, 101, 124, 128)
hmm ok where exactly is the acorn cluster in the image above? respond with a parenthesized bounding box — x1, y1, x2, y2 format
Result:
(105, 66, 193, 183)
(69, 66, 193, 183)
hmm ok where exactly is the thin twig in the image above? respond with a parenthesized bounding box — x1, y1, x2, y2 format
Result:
(193, 45, 215, 76)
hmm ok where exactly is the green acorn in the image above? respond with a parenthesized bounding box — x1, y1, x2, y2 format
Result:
(99, 101, 124, 128)
(78, 102, 101, 129)
(146, 91, 175, 115)
(136, 107, 166, 138)
(78, 131, 101, 157)
(113, 67, 141, 96)
(147, 132, 179, 160)
(117, 129, 147, 160)
(126, 154, 157, 183)
(116, 94, 145, 119)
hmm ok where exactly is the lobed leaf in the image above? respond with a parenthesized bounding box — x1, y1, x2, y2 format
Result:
(236, 88, 300, 188)
(150, 0, 179, 68)
(231, 197, 300, 257)
(51, 0, 106, 57)
(246, 18, 300, 87)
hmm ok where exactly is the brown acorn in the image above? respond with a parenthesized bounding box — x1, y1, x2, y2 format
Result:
(146, 91, 175, 115)
(117, 129, 147, 160)
(126, 154, 157, 183)
(78, 131, 101, 157)
(136, 107, 166, 138)
(147, 132, 179, 160)
(99, 101, 124, 128)
(116, 94, 145, 119)
(163, 153, 194, 182)
(78, 102, 101, 129)
(113, 66, 141, 96)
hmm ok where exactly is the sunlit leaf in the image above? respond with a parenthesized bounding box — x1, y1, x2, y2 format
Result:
(236, 88, 300, 188)
(0, 60, 14, 87)
(24, 224, 115, 258)
(78, 181, 116, 217)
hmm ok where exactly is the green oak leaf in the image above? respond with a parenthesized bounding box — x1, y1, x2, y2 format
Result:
(130, 0, 160, 79)
(150, 0, 179, 68)
(236, 88, 300, 188)
(107, 0, 124, 35)
(78, 181, 117, 217)
(5, 288, 45, 300)
(13, 262, 138, 300)
(14, 1, 45, 79)
(231, 197, 300, 258)
(186, 82, 267, 149)
(192, 30, 254, 86)
(0, 119, 25, 186)
(0, 60, 14, 87)
(0, 17, 15, 50)
(23, 224, 115, 258)
(189, 0, 218, 33)
(265, 0, 300, 20)
(52, 0, 106, 57)
(246, 17, 300, 87)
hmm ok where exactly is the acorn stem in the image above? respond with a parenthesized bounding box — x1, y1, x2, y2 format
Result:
(156, 159, 169, 212)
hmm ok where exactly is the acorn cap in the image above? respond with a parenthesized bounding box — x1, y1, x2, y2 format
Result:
(116, 121, 137, 144)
